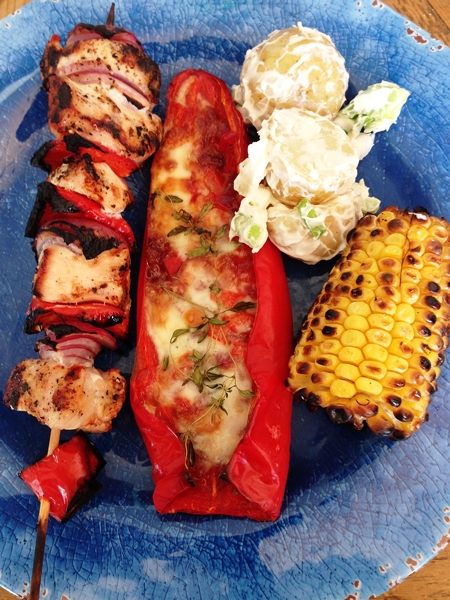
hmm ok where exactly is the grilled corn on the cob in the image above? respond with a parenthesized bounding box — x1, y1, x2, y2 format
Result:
(288, 206, 450, 439)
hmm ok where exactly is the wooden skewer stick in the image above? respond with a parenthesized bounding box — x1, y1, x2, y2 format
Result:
(28, 428, 61, 600)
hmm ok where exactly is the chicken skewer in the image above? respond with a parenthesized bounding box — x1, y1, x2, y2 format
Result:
(2, 5, 162, 598)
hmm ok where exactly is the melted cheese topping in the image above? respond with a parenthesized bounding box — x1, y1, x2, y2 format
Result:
(142, 75, 257, 473)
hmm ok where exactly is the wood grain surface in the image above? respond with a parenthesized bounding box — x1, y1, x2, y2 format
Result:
(0, 0, 449, 599)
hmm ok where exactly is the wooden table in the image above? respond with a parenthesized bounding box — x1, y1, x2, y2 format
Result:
(0, 0, 449, 599)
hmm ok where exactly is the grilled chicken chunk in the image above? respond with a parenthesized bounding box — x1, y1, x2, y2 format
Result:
(3, 359, 126, 433)
(47, 154, 134, 215)
(41, 35, 161, 109)
(32, 227, 131, 312)
(46, 74, 162, 164)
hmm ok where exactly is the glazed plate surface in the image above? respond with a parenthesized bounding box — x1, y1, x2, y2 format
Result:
(0, 1, 449, 599)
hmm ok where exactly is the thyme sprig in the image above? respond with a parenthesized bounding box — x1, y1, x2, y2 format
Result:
(160, 287, 256, 470)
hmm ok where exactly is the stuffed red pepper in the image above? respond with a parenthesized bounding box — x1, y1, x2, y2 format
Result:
(130, 69, 293, 521)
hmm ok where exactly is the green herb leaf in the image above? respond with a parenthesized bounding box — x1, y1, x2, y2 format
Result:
(162, 355, 169, 370)
(208, 317, 229, 326)
(168, 225, 189, 237)
(170, 328, 191, 343)
(165, 194, 184, 204)
(238, 388, 255, 397)
(186, 246, 211, 258)
(229, 301, 257, 312)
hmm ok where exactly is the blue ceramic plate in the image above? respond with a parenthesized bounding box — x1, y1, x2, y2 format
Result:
(0, 1, 449, 599)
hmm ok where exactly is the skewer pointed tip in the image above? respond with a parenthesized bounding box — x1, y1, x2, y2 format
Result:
(107, 3, 115, 26)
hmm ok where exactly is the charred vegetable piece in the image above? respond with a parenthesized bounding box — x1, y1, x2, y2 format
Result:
(20, 432, 106, 522)
(288, 206, 450, 439)
(31, 134, 140, 177)
(25, 181, 136, 251)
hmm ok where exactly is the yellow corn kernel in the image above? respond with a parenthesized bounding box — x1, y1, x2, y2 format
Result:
(389, 338, 414, 359)
(408, 224, 429, 241)
(402, 268, 422, 283)
(366, 329, 392, 348)
(330, 379, 356, 399)
(421, 265, 443, 280)
(315, 354, 340, 372)
(390, 322, 415, 340)
(395, 303, 416, 323)
(359, 360, 387, 380)
(347, 248, 369, 262)
(343, 314, 369, 332)
(355, 377, 383, 396)
(429, 224, 449, 243)
(338, 346, 364, 365)
(328, 296, 352, 310)
(385, 233, 407, 247)
(385, 354, 409, 373)
(322, 309, 346, 324)
(379, 244, 404, 259)
(341, 329, 367, 348)
(363, 343, 389, 362)
(404, 368, 425, 386)
(367, 241, 385, 258)
(335, 363, 360, 381)
(347, 301, 371, 317)
(367, 313, 395, 331)
(360, 257, 379, 274)
(320, 340, 343, 355)
(400, 282, 420, 304)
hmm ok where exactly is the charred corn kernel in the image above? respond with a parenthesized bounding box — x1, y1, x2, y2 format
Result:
(320, 340, 343, 355)
(341, 329, 366, 348)
(396, 303, 416, 323)
(288, 206, 450, 440)
(400, 283, 420, 304)
(315, 354, 340, 372)
(298, 346, 320, 362)
(355, 377, 383, 396)
(376, 284, 402, 301)
(363, 343, 388, 362)
(335, 363, 360, 381)
(376, 272, 400, 287)
(378, 257, 402, 273)
(389, 338, 414, 359)
(360, 360, 387, 380)
(366, 329, 392, 347)
(370, 296, 397, 315)
(351, 287, 376, 303)
(391, 322, 414, 340)
(347, 301, 371, 317)
(338, 346, 364, 365)
(354, 273, 377, 289)
(368, 313, 395, 331)
(385, 354, 409, 373)
(343, 314, 369, 332)
(330, 379, 356, 398)
(311, 371, 337, 387)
